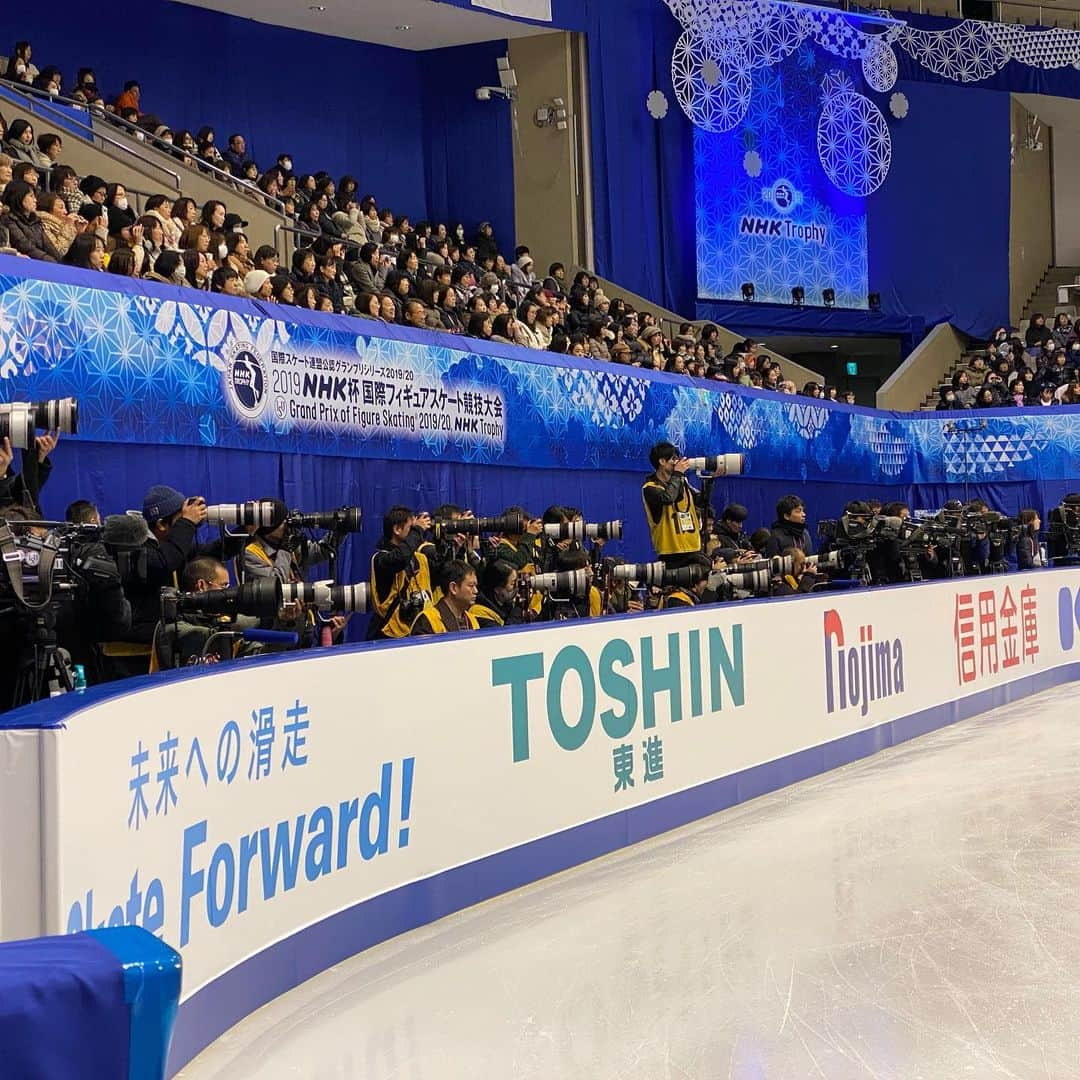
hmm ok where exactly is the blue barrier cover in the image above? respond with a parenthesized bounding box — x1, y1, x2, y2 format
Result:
(0, 928, 180, 1080)
(3, 254, 1079, 487)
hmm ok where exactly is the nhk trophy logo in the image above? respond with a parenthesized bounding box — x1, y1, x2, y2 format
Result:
(224, 341, 267, 419)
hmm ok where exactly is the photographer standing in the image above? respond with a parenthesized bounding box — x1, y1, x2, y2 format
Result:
(491, 506, 542, 573)
(409, 560, 480, 635)
(115, 485, 207, 662)
(642, 442, 709, 568)
(430, 503, 482, 593)
(0, 431, 57, 515)
(241, 498, 339, 584)
(368, 506, 436, 640)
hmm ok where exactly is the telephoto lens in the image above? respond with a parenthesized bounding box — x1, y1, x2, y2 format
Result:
(32, 397, 78, 434)
(661, 564, 707, 587)
(529, 568, 591, 596)
(731, 555, 793, 576)
(0, 397, 79, 450)
(434, 513, 525, 538)
(684, 453, 744, 476)
(716, 566, 772, 594)
(167, 577, 282, 619)
(281, 580, 370, 613)
(287, 507, 363, 532)
(611, 562, 667, 587)
(0, 404, 37, 450)
(206, 500, 280, 529)
(542, 520, 624, 542)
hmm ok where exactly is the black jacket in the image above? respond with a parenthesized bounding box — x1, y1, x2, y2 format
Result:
(765, 518, 813, 557)
(123, 519, 201, 642)
(6, 209, 59, 262)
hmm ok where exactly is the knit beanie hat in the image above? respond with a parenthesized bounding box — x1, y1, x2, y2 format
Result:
(244, 269, 271, 296)
(143, 484, 186, 523)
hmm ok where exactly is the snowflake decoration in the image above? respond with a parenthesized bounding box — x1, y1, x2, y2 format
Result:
(889, 91, 909, 119)
(672, 30, 752, 133)
(646, 89, 669, 119)
(861, 40, 898, 92)
(817, 71, 891, 196)
(743, 149, 763, 177)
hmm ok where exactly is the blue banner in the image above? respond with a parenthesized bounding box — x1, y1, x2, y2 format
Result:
(3, 258, 1080, 488)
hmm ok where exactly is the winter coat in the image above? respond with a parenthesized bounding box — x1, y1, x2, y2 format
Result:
(5, 209, 59, 261)
(765, 518, 814, 557)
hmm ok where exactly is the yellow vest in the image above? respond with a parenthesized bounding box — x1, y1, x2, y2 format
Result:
(371, 549, 432, 639)
(642, 477, 701, 556)
(661, 588, 697, 609)
(470, 602, 504, 628)
(411, 601, 479, 634)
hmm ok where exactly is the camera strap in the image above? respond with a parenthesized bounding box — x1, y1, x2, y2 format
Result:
(0, 524, 59, 608)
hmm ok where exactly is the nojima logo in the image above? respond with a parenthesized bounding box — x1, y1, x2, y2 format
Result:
(823, 609, 905, 716)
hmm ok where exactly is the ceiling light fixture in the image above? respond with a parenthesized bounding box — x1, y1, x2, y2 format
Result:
(308, 5, 325, 10)
(396, 24, 412, 30)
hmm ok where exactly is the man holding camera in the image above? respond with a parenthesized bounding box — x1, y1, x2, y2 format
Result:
(0, 430, 58, 515)
(660, 552, 713, 608)
(409, 560, 480, 635)
(472, 559, 524, 629)
(152, 556, 264, 668)
(642, 442, 709, 568)
(491, 506, 543, 573)
(368, 506, 436, 639)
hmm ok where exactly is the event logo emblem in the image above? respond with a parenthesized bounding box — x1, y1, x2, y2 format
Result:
(761, 178, 803, 215)
(223, 341, 268, 420)
(823, 609, 905, 716)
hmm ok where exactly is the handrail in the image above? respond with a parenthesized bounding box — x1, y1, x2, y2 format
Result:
(0, 82, 182, 191)
(274, 221, 364, 255)
(0, 80, 287, 218)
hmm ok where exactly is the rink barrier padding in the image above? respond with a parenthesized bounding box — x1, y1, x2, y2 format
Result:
(0, 569, 1077, 1074)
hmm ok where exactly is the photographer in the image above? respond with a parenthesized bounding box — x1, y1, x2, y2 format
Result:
(959, 498, 992, 575)
(409, 560, 480, 635)
(368, 505, 436, 640)
(115, 485, 208, 663)
(537, 549, 602, 620)
(765, 495, 813, 557)
(0, 431, 57, 515)
(1015, 508, 1045, 570)
(151, 556, 264, 669)
(770, 548, 818, 596)
(429, 503, 483, 587)
(491, 505, 542, 573)
(661, 552, 712, 608)
(472, 559, 524, 629)
(642, 441, 709, 567)
(241, 498, 339, 584)
(711, 503, 755, 563)
(538, 505, 574, 572)
(1049, 493, 1080, 561)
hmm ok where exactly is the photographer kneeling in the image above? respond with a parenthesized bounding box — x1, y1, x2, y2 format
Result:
(409, 560, 479, 635)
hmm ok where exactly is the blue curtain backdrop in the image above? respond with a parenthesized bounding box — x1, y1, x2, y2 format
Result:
(0, 3, 514, 243)
(585, 0, 697, 317)
(866, 80, 1011, 337)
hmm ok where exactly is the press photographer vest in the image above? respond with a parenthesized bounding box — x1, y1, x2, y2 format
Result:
(410, 601, 479, 634)
(642, 477, 701, 556)
(371, 549, 432, 639)
(470, 601, 504, 628)
(661, 588, 697, 609)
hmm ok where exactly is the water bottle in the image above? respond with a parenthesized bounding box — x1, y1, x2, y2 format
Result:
(72, 665, 87, 692)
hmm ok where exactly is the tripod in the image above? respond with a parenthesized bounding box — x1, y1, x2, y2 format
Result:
(11, 604, 75, 707)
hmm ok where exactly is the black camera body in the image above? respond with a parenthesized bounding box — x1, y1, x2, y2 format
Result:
(160, 577, 282, 623)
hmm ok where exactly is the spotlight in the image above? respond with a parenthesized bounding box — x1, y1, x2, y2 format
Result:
(822, 288, 835, 308)
(868, 292, 881, 312)
(791, 286, 805, 307)
(741, 282, 755, 302)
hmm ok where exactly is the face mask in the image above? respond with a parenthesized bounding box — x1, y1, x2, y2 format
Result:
(218, 243, 228, 259)
(163, 136, 173, 145)
(282, 159, 292, 171)
(136, 132, 145, 142)
(173, 266, 186, 283)
(115, 197, 129, 211)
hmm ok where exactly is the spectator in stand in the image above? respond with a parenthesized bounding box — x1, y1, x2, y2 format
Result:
(106, 247, 136, 277)
(383, 269, 410, 321)
(63, 231, 104, 270)
(349, 242, 385, 294)
(36, 191, 82, 258)
(179, 223, 210, 254)
(1058, 377, 1080, 405)
(1035, 383, 1057, 407)
(316, 254, 345, 313)
(972, 386, 996, 409)
(293, 283, 318, 309)
(145, 250, 185, 287)
(270, 275, 294, 304)
(467, 312, 493, 340)
(4, 119, 36, 164)
(49, 165, 80, 213)
(172, 196, 198, 236)
(11, 160, 38, 188)
(181, 248, 210, 289)
(200, 200, 226, 233)
(4, 42, 38, 85)
(210, 266, 243, 295)
(437, 286, 464, 333)
(75, 68, 100, 105)
(1008, 379, 1026, 407)
(1026, 312, 1052, 353)
(34, 132, 62, 170)
(0, 152, 11, 201)
(104, 183, 135, 238)
(224, 232, 253, 276)
(114, 80, 142, 117)
(2, 180, 58, 261)
(1051, 313, 1073, 350)
(354, 291, 379, 319)
(966, 355, 988, 387)
(951, 370, 976, 407)
(32, 66, 61, 96)
(516, 300, 543, 349)
(291, 247, 317, 286)
(143, 195, 181, 250)
(252, 245, 278, 276)
(244, 269, 272, 299)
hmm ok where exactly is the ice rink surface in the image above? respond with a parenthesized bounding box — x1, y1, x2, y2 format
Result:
(178, 684, 1080, 1080)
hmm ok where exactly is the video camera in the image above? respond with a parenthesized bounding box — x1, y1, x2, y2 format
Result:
(280, 580, 370, 614)
(1048, 495, 1080, 558)
(160, 577, 282, 623)
(0, 518, 118, 609)
(0, 397, 79, 450)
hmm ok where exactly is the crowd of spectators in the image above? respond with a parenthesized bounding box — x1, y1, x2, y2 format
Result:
(935, 317, 1080, 409)
(0, 38, 858, 395)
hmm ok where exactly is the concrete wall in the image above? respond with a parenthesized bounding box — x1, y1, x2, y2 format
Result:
(1052, 125, 1080, 266)
(508, 32, 586, 274)
(1010, 96, 1055, 319)
(876, 322, 967, 411)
